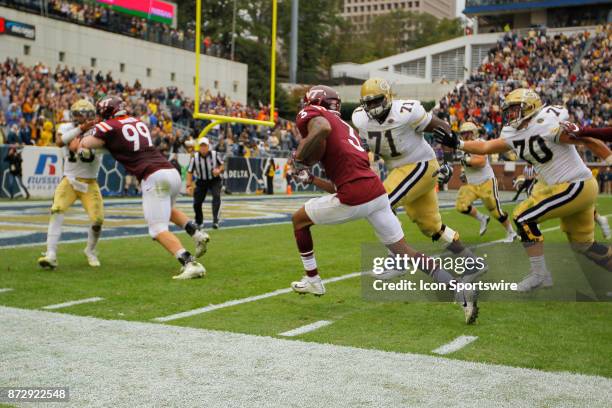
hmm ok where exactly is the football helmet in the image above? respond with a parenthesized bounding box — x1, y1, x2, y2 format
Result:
(70, 99, 95, 124)
(459, 122, 479, 140)
(502, 88, 542, 128)
(360, 77, 393, 120)
(303, 85, 341, 112)
(96, 95, 127, 120)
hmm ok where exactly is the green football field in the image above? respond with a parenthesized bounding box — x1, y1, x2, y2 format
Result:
(1, 197, 611, 382)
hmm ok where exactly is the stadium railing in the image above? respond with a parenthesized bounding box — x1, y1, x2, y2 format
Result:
(0, 0, 202, 55)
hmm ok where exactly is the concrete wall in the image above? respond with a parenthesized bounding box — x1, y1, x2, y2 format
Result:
(0, 7, 248, 103)
(334, 83, 455, 104)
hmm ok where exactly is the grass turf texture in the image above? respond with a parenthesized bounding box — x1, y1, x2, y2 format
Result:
(1, 200, 611, 378)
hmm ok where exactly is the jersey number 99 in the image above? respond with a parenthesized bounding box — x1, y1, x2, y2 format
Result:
(122, 122, 153, 152)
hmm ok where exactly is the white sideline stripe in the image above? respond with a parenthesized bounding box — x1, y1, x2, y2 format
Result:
(432, 335, 479, 355)
(2, 306, 612, 408)
(279, 320, 333, 337)
(152, 220, 591, 322)
(42, 297, 104, 310)
(153, 273, 361, 322)
(0, 288, 13, 293)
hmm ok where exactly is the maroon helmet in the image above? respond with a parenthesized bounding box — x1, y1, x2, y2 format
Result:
(303, 85, 341, 112)
(96, 95, 127, 120)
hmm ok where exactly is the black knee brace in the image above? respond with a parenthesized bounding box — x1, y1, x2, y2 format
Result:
(498, 212, 508, 223)
(514, 219, 542, 243)
(460, 205, 472, 215)
(91, 224, 102, 232)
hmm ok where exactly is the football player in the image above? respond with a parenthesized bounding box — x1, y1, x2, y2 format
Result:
(38, 99, 104, 269)
(352, 79, 483, 270)
(78, 96, 209, 280)
(435, 88, 612, 291)
(291, 85, 479, 324)
(455, 122, 517, 241)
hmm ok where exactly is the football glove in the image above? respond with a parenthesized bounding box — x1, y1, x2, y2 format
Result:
(292, 168, 314, 185)
(459, 171, 467, 183)
(433, 126, 460, 149)
(560, 121, 582, 137)
(433, 162, 453, 184)
(78, 148, 96, 163)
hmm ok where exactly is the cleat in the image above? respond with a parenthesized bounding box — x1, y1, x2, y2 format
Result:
(479, 215, 490, 236)
(454, 283, 479, 324)
(503, 231, 518, 243)
(291, 275, 326, 296)
(194, 231, 210, 258)
(461, 262, 488, 283)
(212, 222, 219, 230)
(596, 216, 611, 239)
(84, 249, 101, 267)
(516, 272, 553, 292)
(38, 253, 58, 269)
(173, 261, 206, 280)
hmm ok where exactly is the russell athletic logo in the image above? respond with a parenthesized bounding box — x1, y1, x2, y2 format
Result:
(35, 154, 58, 175)
(28, 153, 61, 191)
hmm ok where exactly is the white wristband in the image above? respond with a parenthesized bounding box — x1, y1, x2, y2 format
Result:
(605, 154, 612, 166)
(61, 127, 82, 145)
(458, 140, 465, 150)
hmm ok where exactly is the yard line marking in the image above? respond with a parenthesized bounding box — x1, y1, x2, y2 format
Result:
(0, 288, 14, 293)
(432, 335, 479, 355)
(153, 272, 361, 322)
(152, 220, 590, 322)
(279, 320, 334, 337)
(42, 297, 104, 310)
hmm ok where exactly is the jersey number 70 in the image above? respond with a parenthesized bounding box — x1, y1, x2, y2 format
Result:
(512, 135, 553, 164)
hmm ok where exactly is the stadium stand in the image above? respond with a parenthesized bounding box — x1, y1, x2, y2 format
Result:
(0, 58, 298, 158)
(434, 24, 611, 164)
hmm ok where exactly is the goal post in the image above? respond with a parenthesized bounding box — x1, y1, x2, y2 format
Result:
(193, 0, 277, 135)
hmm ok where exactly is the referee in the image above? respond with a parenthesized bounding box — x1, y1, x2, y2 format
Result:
(513, 163, 536, 201)
(186, 138, 224, 229)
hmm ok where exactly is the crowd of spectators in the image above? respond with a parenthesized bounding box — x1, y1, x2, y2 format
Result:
(434, 24, 611, 163)
(3, 0, 227, 57)
(0, 58, 297, 159)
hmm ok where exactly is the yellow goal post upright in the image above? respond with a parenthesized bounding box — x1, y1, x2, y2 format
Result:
(193, 0, 278, 139)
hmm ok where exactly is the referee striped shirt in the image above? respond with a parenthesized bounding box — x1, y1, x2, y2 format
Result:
(523, 165, 536, 180)
(188, 151, 224, 180)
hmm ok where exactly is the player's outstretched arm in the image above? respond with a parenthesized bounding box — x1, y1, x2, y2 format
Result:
(80, 135, 105, 150)
(434, 127, 510, 155)
(296, 116, 331, 165)
(560, 132, 612, 163)
(561, 121, 612, 142)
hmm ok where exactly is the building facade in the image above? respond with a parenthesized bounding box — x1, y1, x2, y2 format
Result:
(341, 0, 457, 32)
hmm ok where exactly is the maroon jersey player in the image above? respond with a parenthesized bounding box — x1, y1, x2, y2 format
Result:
(79, 96, 210, 280)
(290, 85, 478, 324)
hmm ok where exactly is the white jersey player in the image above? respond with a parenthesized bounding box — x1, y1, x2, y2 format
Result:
(435, 88, 611, 292)
(352, 78, 484, 281)
(38, 100, 104, 269)
(455, 122, 516, 241)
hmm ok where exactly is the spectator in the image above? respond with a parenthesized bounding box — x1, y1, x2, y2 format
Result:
(4, 146, 30, 199)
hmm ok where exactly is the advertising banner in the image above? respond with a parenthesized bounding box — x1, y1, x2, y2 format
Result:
(96, 0, 176, 25)
(0, 17, 36, 40)
(21, 146, 62, 198)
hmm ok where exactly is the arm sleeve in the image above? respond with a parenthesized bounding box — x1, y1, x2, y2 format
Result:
(187, 156, 195, 173)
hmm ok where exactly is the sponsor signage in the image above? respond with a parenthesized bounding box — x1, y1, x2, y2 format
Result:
(0, 17, 36, 40)
(96, 0, 176, 26)
(22, 147, 62, 197)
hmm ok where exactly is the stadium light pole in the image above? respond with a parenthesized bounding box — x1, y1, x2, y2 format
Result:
(230, 0, 237, 61)
(289, 0, 298, 84)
